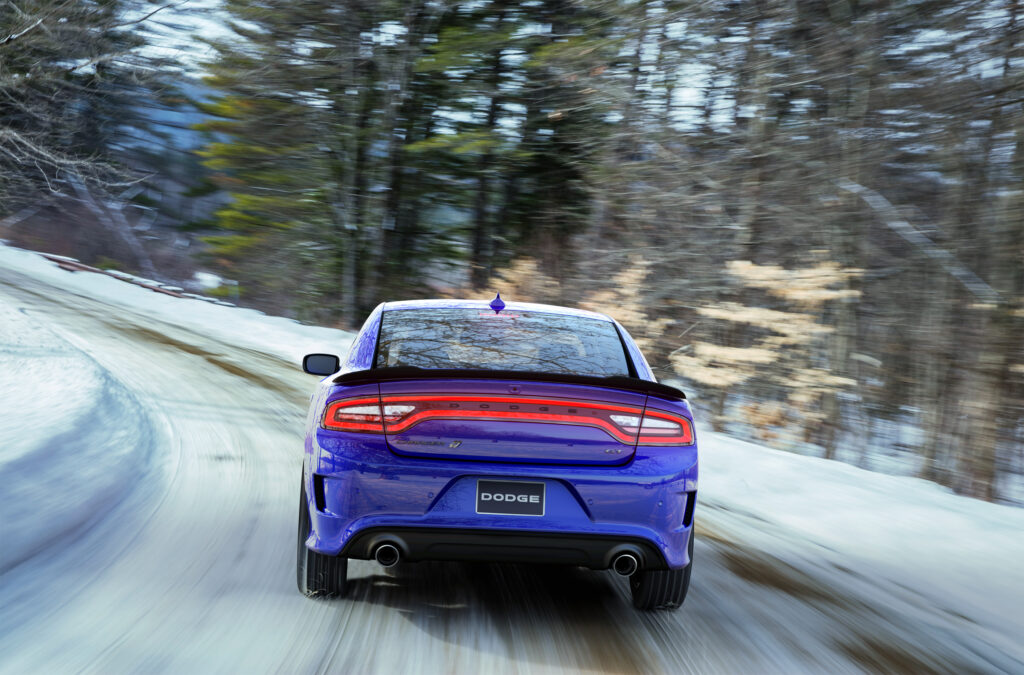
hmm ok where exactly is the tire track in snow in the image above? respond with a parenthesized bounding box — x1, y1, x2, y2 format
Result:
(0, 297, 159, 579)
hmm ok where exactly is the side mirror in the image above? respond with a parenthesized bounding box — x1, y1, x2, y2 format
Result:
(303, 353, 340, 376)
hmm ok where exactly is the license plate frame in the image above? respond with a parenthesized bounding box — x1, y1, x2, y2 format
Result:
(475, 479, 546, 516)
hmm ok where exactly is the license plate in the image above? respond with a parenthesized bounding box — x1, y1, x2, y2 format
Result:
(476, 480, 545, 516)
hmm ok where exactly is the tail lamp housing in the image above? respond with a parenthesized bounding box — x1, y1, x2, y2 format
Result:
(321, 395, 694, 446)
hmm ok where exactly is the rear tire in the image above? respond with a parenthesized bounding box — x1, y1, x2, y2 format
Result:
(629, 529, 693, 611)
(296, 478, 348, 597)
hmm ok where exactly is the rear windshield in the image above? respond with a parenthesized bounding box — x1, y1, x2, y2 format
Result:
(375, 308, 631, 377)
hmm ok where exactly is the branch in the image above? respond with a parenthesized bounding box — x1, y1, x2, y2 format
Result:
(0, 1, 182, 49)
(0, 128, 95, 168)
(0, 0, 76, 47)
(109, 1, 186, 29)
(0, 16, 44, 46)
(836, 178, 1001, 305)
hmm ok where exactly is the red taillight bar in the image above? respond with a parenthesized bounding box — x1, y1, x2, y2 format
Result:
(320, 394, 694, 446)
(322, 396, 386, 433)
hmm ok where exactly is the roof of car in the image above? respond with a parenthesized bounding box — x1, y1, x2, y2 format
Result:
(381, 298, 615, 322)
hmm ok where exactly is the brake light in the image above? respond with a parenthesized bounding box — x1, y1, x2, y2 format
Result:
(322, 397, 386, 432)
(321, 394, 693, 445)
(636, 410, 694, 446)
(610, 411, 694, 445)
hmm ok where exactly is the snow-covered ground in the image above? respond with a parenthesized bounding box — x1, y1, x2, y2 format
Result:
(0, 244, 353, 365)
(699, 433, 1024, 668)
(0, 294, 153, 575)
(0, 242, 352, 580)
(1, 242, 1022, 673)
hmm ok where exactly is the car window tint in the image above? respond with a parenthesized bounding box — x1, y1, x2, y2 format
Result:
(375, 308, 630, 377)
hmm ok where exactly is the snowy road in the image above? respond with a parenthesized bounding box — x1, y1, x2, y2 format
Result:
(1, 259, 1022, 674)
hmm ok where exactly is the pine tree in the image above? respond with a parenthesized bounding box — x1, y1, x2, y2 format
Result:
(196, 0, 440, 323)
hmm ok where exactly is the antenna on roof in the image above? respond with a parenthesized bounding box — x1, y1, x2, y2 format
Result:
(489, 292, 505, 313)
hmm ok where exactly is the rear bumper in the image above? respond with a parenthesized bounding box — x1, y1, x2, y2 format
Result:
(341, 527, 672, 570)
(306, 433, 698, 569)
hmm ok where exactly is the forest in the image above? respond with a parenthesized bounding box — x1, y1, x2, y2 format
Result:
(2, 0, 1023, 502)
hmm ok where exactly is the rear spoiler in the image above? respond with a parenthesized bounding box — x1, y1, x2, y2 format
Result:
(332, 366, 686, 400)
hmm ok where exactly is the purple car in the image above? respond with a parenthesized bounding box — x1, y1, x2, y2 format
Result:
(297, 296, 697, 610)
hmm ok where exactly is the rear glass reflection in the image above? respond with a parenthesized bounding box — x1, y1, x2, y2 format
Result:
(375, 309, 630, 377)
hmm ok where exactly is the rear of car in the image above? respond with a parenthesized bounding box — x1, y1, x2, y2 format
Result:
(297, 299, 697, 610)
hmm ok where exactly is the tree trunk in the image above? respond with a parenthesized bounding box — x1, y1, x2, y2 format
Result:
(469, 13, 505, 290)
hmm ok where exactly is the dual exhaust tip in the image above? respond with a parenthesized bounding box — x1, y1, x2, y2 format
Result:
(611, 552, 639, 577)
(374, 542, 639, 576)
(373, 543, 401, 567)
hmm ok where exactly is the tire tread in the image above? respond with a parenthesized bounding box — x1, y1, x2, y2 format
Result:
(629, 531, 693, 611)
(297, 479, 348, 597)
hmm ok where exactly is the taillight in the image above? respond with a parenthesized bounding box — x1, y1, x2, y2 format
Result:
(321, 398, 417, 432)
(322, 397, 386, 432)
(610, 410, 694, 445)
(635, 410, 694, 446)
(321, 394, 693, 446)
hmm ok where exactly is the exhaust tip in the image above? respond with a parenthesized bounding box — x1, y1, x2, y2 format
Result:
(374, 543, 401, 568)
(612, 552, 639, 577)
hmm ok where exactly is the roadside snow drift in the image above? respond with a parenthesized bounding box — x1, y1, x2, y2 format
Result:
(0, 244, 354, 365)
(0, 294, 153, 574)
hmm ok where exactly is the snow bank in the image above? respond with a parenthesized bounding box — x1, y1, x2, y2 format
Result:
(0, 244, 354, 364)
(0, 242, 353, 575)
(699, 427, 1024, 653)
(0, 296, 153, 573)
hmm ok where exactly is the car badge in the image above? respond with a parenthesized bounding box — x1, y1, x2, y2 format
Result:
(449, 440, 463, 448)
